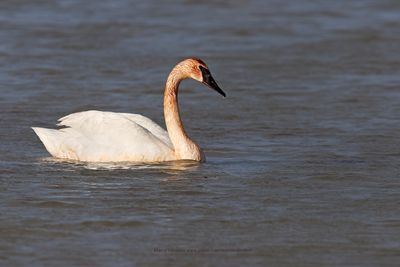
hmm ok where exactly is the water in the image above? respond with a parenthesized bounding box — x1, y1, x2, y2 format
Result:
(1, 0, 400, 266)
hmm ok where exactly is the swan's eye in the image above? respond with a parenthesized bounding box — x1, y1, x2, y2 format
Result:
(199, 65, 210, 80)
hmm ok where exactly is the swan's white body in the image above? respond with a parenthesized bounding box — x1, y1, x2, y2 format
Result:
(33, 111, 175, 162)
(32, 58, 225, 162)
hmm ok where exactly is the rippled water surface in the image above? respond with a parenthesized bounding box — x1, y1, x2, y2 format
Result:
(1, 0, 400, 266)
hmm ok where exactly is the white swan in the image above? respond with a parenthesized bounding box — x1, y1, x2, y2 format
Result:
(32, 58, 226, 162)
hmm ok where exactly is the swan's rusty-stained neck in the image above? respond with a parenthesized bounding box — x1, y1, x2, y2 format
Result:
(163, 61, 204, 161)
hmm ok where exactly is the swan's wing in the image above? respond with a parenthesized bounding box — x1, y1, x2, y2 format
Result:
(34, 110, 174, 162)
(119, 113, 172, 148)
(58, 110, 172, 148)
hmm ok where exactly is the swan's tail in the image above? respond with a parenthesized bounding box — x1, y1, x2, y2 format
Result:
(32, 127, 72, 159)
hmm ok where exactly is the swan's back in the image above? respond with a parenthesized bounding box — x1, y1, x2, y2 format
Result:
(33, 110, 174, 162)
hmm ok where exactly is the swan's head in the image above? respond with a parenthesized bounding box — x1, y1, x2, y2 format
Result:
(182, 58, 226, 97)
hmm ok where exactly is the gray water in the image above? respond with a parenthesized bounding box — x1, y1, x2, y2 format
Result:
(1, 0, 400, 266)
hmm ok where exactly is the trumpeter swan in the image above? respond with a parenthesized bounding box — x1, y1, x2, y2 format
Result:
(32, 58, 225, 162)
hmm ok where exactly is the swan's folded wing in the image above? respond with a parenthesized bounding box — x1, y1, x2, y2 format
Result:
(58, 110, 172, 148)
(119, 113, 172, 148)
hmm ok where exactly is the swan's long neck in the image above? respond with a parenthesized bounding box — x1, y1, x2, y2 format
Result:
(164, 67, 204, 161)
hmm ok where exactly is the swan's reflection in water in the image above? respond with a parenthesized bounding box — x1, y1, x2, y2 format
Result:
(40, 157, 200, 173)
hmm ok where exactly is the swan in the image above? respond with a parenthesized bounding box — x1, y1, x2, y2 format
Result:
(32, 57, 226, 162)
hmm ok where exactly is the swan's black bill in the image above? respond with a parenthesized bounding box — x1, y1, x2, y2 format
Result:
(200, 65, 226, 97)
